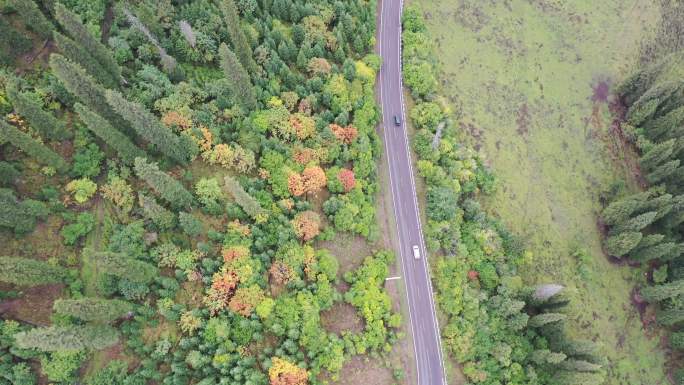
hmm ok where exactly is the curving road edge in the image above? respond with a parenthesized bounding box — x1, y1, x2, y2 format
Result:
(377, 1, 447, 385)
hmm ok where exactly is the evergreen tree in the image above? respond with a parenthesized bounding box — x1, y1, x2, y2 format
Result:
(658, 306, 684, 326)
(8, 0, 54, 40)
(632, 241, 681, 262)
(138, 192, 176, 230)
(0, 189, 49, 235)
(54, 3, 122, 86)
(633, 233, 665, 252)
(5, 81, 71, 140)
(642, 193, 674, 221)
(224, 176, 265, 219)
(92, 251, 158, 284)
(611, 211, 657, 234)
(0, 161, 19, 186)
(557, 339, 604, 364)
(0, 120, 67, 172)
(530, 349, 566, 365)
(53, 32, 117, 88)
(528, 313, 566, 328)
(628, 80, 684, 127)
(53, 298, 133, 323)
(178, 211, 203, 237)
(641, 280, 684, 302)
(218, 0, 257, 73)
(553, 371, 605, 385)
(0, 16, 32, 66)
(14, 325, 119, 352)
(601, 192, 650, 226)
(605, 231, 642, 257)
(645, 105, 684, 141)
(558, 359, 602, 372)
(49, 54, 130, 134)
(106, 90, 196, 165)
(617, 51, 683, 106)
(670, 331, 684, 349)
(0, 256, 67, 286)
(133, 158, 193, 209)
(219, 43, 257, 111)
(646, 159, 680, 184)
(640, 139, 675, 172)
(75, 103, 145, 164)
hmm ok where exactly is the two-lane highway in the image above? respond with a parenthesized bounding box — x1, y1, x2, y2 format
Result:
(377, 1, 446, 385)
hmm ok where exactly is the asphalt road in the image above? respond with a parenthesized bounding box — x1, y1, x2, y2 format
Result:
(377, 1, 446, 385)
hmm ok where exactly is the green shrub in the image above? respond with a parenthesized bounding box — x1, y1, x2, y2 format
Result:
(60, 212, 95, 245)
(40, 351, 85, 383)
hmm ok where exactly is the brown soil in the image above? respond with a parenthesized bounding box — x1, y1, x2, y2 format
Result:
(328, 355, 395, 385)
(0, 283, 64, 325)
(321, 302, 363, 335)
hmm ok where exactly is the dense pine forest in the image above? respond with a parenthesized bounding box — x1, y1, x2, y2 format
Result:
(0, 1, 399, 384)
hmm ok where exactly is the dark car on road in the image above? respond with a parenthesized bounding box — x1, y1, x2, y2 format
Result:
(394, 115, 401, 126)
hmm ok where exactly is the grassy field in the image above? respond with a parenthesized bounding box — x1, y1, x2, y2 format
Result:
(413, 0, 670, 383)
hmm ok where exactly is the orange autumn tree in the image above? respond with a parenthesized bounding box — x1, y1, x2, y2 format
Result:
(203, 269, 239, 315)
(302, 166, 326, 194)
(292, 211, 321, 241)
(288, 172, 305, 196)
(330, 123, 358, 144)
(222, 245, 250, 262)
(269, 260, 294, 285)
(289, 113, 315, 140)
(228, 285, 265, 316)
(337, 168, 356, 192)
(269, 357, 309, 385)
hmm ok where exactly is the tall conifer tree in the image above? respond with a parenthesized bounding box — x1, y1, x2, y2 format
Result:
(54, 3, 122, 85)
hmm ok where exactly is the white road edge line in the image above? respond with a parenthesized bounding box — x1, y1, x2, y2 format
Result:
(395, 1, 448, 385)
(378, 1, 421, 385)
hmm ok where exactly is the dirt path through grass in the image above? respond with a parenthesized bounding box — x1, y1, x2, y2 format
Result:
(414, 0, 668, 383)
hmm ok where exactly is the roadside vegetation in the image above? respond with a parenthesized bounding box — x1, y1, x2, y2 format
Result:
(408, 0, 682, 384)
(0, 1, 404, 384)
(401, 6, 607, 385)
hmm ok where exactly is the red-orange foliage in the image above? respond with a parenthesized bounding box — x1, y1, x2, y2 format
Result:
(289, 114, 315, 140)
(293, 148, 318, 165)
(269, 261, 293, 285)
(204, 270, 239, 314)
(292, 211, 321, 241)
(211, 270, 238, 293)
(288, 172, 305, 196)
(228, 286, 265, 316)
(222, 245, 249, 262)
(302, 166, 326, 194)
(337, 168, 356, 192)
(330, 124, 358, 144)
(161, 111, 192, 130)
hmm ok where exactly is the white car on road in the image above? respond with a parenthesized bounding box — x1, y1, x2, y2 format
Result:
(412, 245, 420, 259)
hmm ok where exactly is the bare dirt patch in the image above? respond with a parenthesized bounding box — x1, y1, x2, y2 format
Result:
(316, 233, 376, 278)
(331, 355, 395, 385)
(321, 302, 363, 335)
(0, 283, 64, 325)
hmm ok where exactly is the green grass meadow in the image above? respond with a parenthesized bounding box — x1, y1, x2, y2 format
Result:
(413, 0, 670, 383)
